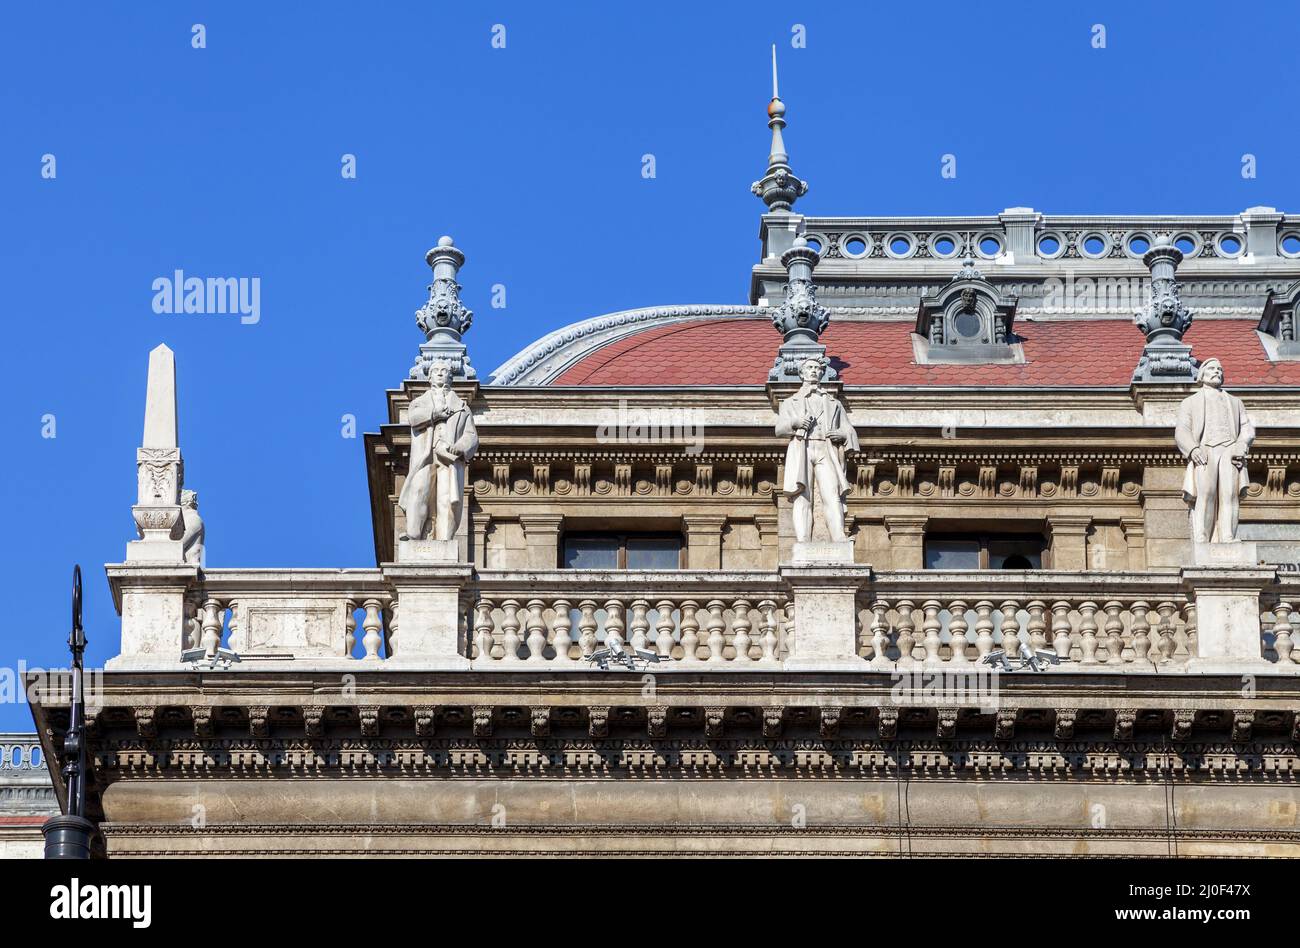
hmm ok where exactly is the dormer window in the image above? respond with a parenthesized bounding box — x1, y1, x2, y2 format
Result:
(914, 258, 1022, 365)
(1259, 280, 1300, 361)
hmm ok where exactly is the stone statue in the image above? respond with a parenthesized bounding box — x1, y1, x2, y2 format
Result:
(776, 358, 860, 542)
(179, 489, 204, 565)
(398, 360, 479, 542)
(1175, 358, 1254, 543)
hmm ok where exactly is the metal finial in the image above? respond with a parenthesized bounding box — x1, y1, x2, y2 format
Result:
(751, 47, 807, 213)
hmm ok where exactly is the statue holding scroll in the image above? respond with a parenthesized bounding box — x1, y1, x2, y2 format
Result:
(398, 361, 479, 541)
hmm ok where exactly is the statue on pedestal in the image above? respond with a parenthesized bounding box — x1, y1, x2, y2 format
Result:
(776, 358, 859, 542)
(1175, 358, 1254, 543)
(398, 361, 479, 541)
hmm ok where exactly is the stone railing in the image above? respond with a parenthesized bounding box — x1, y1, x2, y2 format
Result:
(105, 563, 1294, 672)
(191, 569, 395, 660)
(798, 209, 1292, 265)
(470, 571, 789, 665)
(858, 571, 1194, 667)
(1262, 573, 1300, 664)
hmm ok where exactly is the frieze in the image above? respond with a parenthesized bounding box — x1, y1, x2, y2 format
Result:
(89, 735, 1300, 782)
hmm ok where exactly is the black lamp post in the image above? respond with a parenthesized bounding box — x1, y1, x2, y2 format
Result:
(42, 564, 95, 859)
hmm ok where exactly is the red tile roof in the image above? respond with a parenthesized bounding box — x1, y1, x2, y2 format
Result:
(551, 317, 1300, 387)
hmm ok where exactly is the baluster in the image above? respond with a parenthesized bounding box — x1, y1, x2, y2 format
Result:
(1129, 600, 1152, 664)
(1273, 601, 1294, 664)
(525, 598, 548, 661)
(578, 599, 599, 658)
(552, 598, 574, 662)
(869, 600, 892, 666)
(760, 599, 780, 662)
(1026, 600, 1048, 652)
(1155, 601, 1178, 664)
(654, 599, 677, 659)
(894, 600, 917, 665)
(973, 601, 996, 660)
(1183, 602, 1198, 659)
(344, 598, 358, 658)
(500, 599, 522, 660)
(1078, 601, 1100, 664)
(679, 600, 701, 662)
(629, 599, 651, 653)
(732, 599, 754, 663)
(226, 601, 240, 658)
(1000, 600, 1021, 658)
(919, 600, 942, 663)
(473, 599, 495, 660)
(1102, 600, 1125, 664)
(948, 599, 970, 664)
(200, 598, 223, 659)
(361, 598, 383, 661)
(1170, 600, 1191, 661)
(705, 599, 727, 662)
(386, 600, 399, 657)
(1051, 600, 1072, 658)
(604, 599, 626, 654)
(784, 600, 796, 658)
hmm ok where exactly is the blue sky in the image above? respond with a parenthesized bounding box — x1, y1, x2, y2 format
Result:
(2, 1, 1298, 728)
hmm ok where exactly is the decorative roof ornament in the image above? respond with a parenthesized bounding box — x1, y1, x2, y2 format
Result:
(751, 46, 808, 214)
(914, 258, 1019, 363)
(769, 236, 834, 381)
(1132, 235, 1197, 382)
(411, 236, 477, 380)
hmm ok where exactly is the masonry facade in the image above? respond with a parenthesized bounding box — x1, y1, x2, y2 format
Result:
(25, 90, 1300, 857)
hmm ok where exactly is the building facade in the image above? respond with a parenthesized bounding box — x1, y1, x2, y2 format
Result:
(0, 734, 58, 858)
(26, 91, 1300, 857)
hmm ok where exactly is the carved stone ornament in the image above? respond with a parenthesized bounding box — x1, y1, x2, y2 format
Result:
(411, 236, 477, 380)
(769, 238, 833, 382)
(1133, 235, 1197, 382)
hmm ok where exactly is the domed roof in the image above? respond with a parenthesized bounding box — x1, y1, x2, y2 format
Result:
(494, 312, 1300, 388)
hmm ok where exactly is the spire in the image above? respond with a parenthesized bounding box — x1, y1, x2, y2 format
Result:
(411, 235, 477, 380)
(1132, 235, 1197, 382)
(751, 46, 808, 213)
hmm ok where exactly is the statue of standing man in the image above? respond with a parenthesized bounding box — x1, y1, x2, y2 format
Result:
(776, 358, 860, 542)
(1175, 358, 1254, 544)
(399, 361, 479, 542)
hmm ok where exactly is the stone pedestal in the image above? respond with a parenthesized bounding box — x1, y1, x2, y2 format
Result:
(396, 538, 460, 563)
(382, 564, 473, 667)
(1182, 565, 1274, 666)
(791, 540, 855, 565)
(105, 564, 199, 668)
(779, 563, 871, 670)
(1193, 541, 1259, 567)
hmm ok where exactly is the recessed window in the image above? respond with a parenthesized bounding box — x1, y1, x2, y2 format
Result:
(932, 235, 956, 256)
(1037, 235, 1060, 256)
(804, 237, 823, 253)
(1174, 234, 1197, 254)
(1282, 234, 1300, 256)
(843, 236, 867, 256)
(563, 533, 682, 569)
(979, 236, 1002, 257)
(1127, 235, 1150, 255)
(1218, 234, 1243, 256)
(1082, 234, 1107, 256)
(890, 235, 913, 256)
(924, 533, 1045, 570)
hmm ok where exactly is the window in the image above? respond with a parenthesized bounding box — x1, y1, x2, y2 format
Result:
(563, 533, 682, 569)
(924, 533, 1044, 570)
